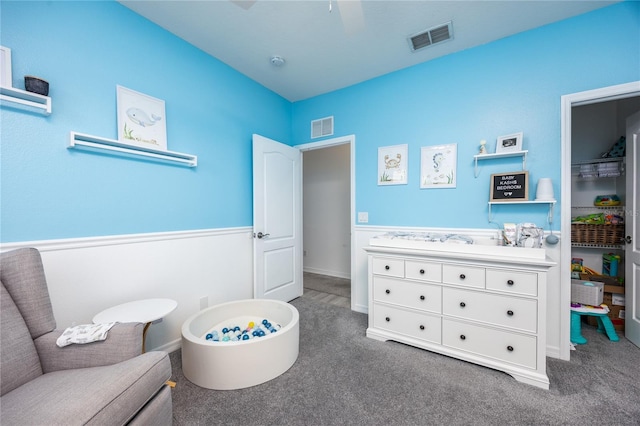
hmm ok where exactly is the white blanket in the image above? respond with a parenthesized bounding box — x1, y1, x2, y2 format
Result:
(56, 322, 117, 347)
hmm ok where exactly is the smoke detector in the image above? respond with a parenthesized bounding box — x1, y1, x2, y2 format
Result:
(270, 56, 285, 67)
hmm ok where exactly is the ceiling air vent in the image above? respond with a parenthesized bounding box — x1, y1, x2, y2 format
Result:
(311, 116, 334, 139)
(408, 21, 453, 52)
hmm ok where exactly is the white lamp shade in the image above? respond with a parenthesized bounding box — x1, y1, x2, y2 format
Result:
(535, 178, 555, 201)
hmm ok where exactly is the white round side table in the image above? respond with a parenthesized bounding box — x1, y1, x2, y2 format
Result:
(93, 298, 177, 353)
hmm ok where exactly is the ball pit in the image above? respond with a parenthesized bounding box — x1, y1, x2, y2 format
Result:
(181, 299, 299, 390)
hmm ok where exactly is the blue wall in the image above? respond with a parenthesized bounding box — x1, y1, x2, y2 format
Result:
(0, 1, 291, 242)
(293, 1, 640, 230)
(2, 2, 639, 243)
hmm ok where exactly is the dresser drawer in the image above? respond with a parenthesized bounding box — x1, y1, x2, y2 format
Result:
(373, 304, 442, 344)
(442, 287, 537, 333)
(486, 269, 538, 297)
(372, 257, 404, 278)
(442, 319, 537, 369)
(373, 276, 442, 314)
(405, 260, 442, 283)
(442, 264, 485, 288)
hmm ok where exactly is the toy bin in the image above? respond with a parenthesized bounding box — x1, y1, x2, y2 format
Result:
(571, 279, 604, 306)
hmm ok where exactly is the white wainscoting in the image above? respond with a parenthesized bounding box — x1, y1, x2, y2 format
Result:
(353, 225, 562, 359)
(1, 227, 254, 353)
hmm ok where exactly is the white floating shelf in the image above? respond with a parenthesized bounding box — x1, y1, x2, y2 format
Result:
(474, 150, 528, 177)
(0, 85, 51, 115)
(488, 199, 556, 224)
(68, 132, 197, 167)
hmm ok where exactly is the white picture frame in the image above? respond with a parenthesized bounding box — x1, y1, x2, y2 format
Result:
(420, 143, 457, 189)
(378, 144, 408, 185)
(495, 132, 523, 154)
(116, 85, 167, 151)
(0, 46, 12, 88)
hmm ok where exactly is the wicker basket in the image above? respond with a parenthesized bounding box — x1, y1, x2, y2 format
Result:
(571, 224, 625, 245)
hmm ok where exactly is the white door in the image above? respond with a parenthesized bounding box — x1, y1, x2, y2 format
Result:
(252, 134, 303, 301)
(625, 112, 640, 347)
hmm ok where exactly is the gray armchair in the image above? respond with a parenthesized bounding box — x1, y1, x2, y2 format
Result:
(0, 248, 173, 425)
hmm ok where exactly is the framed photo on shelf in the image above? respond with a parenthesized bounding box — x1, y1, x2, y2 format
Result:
(116, 85, 167, 151)
(0, 46, 12, 88)
(495, 132, 523, 154)
(378, 144, 408, 185)
(490, 171, 529, 202)
(420, 143, 457, 189)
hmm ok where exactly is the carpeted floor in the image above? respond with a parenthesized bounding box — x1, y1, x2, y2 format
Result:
(302, 272, 351, 309)
(168, 297, 640, 425)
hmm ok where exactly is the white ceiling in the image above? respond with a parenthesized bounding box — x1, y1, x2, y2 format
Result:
(120, 0, 618, 102)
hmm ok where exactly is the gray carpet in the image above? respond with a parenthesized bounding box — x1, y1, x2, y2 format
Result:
(303, 272, 350, 298)
(169, 297, 640, 425)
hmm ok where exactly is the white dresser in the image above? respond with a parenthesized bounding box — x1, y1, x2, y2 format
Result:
(366, 242, 555, 389)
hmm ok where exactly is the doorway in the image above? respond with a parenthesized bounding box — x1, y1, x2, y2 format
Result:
(296, 135, 355, 309)
(561, 82, 640, 360)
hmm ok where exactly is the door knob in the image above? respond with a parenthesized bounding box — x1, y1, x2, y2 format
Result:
(625, 235, 632, 244)
(256, 232, 270, 239)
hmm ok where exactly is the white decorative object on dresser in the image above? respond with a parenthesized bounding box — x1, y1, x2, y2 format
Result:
(365, 234, 555, 389)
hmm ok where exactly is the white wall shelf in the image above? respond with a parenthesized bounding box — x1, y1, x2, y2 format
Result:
(488, 200, 556, 224)
(68, 132, 197, 167)
(0, 86, 51, 115)
(474, 150, 528, 178)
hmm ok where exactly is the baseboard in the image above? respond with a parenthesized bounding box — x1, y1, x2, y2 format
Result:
(153, 338, 181, 354)
(303, 267, 350, 280)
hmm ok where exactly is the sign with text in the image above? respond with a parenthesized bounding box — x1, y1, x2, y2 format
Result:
(490, 171, 529, 201)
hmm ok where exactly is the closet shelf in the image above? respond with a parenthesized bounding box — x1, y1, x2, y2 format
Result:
(571, 242, 625, 250)
(68, 132, 197, 167)
(0, 86, 51, 115)
(474, 150, 527, 178)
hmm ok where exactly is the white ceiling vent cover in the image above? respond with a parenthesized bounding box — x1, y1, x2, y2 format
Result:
(409, 21, 453, 52)
(311, 116, 334, 139)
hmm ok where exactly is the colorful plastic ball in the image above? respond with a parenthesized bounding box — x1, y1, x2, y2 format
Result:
(242, 334, 249, 340)
(233, 326, 241, 332)
(206, 333, 213, 340)
(248, 321, 255, 329)
(222, 327, 229, 334)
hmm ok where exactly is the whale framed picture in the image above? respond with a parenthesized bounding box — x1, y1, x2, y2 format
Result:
(116, 85, 167, 151)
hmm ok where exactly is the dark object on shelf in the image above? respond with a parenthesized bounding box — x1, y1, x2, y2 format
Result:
(601, 136, 625, 158)
(24, 75, 49, 96)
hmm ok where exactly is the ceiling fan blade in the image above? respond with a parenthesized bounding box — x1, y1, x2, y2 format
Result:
(230, 0, 257, 10)
(337, 0, 365, 35)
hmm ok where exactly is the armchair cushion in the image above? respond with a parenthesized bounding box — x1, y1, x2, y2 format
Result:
(35, 322, 145, 373)
(0, 281, 43, 395)
(0, 351, 171, 426)
(0, 248, 56, 339)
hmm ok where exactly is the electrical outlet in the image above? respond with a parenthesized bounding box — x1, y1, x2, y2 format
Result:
(200, 296, 208, 310)
(358, 212, 369, 223)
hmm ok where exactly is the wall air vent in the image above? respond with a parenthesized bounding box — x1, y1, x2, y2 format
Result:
(408, 21, 453, 52)
(311, 116, 334, 139)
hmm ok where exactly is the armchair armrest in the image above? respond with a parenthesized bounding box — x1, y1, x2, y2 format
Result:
(34, 322, 144, 373)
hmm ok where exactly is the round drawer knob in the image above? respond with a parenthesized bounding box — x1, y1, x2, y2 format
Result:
(507, 279, 514, 286)
(420, 295, 425, 301)
(385, 317, 390, 322)
(460, 335, 466, 340)
(460, 274, 466, 280)
(385, 289, 391, 294)
(419, 269, 425, 274)
(385, 265, 390, 270)
(419, 325, 425, 330)
(460, 302, 466, 308)
(507, 346, 514, 352)
(507, 310, 514, 316)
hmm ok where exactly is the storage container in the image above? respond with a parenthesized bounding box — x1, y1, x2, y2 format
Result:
(571, 279, 604, 306)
